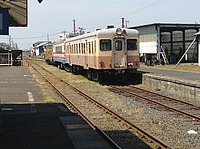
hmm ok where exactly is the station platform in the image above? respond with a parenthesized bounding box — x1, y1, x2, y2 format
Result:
(0, 67, 113, 149)
(138, 64, 200, 82)
(137, 64, 200, 101)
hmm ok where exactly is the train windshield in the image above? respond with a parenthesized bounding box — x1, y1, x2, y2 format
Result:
(127, 39, 137, 51)
(100, 39, 111, 51)
(115, 40, 122, 51)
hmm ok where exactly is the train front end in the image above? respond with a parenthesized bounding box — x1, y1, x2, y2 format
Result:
(97, 28, 140, 80)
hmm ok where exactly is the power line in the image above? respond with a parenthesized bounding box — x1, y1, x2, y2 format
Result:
(12, 31, 62, 40)
(122, 0, 167, 17)
(81, 0, 167, 26)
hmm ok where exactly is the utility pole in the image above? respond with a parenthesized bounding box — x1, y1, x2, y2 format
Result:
(121, 17, 125, 28)
(63, 30, 66, 40)
(47, 33, 49, 42)
(9, 35, 11, 46)
(125, 20, 129, 28)
(73, 19, 76, 37)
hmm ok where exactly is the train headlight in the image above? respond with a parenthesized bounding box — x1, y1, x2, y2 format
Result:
(116, 28, 123, 35)
(128, 63, 133, 66)
(123, 29, 127, 34)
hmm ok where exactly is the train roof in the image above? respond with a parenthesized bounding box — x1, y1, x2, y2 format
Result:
(65, 28, 139, 42)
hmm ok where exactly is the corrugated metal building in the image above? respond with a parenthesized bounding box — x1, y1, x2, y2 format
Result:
(130, 23, 200, 64)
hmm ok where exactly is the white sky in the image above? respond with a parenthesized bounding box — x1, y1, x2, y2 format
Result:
(1, 0, 200, 50)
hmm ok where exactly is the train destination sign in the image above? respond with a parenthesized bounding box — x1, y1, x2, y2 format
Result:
(0, 0, 27, 27)
(0, 8, 9, 35)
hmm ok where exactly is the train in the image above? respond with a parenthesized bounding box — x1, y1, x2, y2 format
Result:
(44, 27, 140, 81)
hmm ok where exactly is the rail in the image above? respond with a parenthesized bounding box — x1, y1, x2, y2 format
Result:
(111, 86, 200, 121)
(30, 60, 173, 149)
(30, 61, 121, 149)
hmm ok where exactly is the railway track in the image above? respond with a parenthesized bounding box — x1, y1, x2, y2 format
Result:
(30, 60, 121, 149)
(29, 60, 173, 149)
(110, 86, 200, 121)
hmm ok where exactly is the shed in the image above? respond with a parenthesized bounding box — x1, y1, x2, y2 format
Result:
(32, 41, 49, 56)
(130, 23, 200, 65)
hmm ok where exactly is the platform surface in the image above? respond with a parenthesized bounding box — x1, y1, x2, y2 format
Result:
(138, 65, 200, 81)
(0, 66, 113, 149)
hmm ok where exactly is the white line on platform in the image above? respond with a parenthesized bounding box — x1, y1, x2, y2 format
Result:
(27, 92, 34, 102)
(23, 75, 32, 77)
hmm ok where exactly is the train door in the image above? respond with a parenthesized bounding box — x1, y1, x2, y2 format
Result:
(113, 38, 127, 69)
(85, 40, 89, 69)
(93, 40, 96, 67)
(68, 43, 72, 65)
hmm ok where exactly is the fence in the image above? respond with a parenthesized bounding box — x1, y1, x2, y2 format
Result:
(0, 52, 12, 66)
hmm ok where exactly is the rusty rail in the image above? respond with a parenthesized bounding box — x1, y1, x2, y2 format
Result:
(30, 60, 174, 149)
(111, 86, 200, 121)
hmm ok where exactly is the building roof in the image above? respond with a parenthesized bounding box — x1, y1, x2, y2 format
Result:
(130, 23, 200, 32)
(33, 41, 49, 48)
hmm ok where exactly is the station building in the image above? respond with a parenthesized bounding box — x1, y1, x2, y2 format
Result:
(130, 23, 200, 65)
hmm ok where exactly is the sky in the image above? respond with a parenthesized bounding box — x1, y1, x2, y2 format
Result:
(0, 0, 200, 50)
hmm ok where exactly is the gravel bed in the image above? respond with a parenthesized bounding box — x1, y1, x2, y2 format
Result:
(31, 61, 200, 149)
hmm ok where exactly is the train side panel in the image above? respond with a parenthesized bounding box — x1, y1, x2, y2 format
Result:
(64, 28, 140, 80)
(52, 42, 66, 65)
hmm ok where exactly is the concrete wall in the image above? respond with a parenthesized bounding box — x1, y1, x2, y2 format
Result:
(142, 73, 200, 101)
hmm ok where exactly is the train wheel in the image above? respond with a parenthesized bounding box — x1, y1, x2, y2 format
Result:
(60, 63, 64, 69)
(91, 70, 98, 81)
(115, 70, 128, 81)
(72, 65, 78, 74)
(87, 69, 92, 80)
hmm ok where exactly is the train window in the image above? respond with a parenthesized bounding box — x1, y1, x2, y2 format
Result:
(56, 46, 62, 54)
(88, 42, 91, 54)
(66, 45, 69, 53)
(70, 45, 72, 53)
(79, 43, 81, 54)
(91, 41, 93, 54)
(115, 40, 122, 51)
(127, 39, 137, 51)
(83, 43, 86, 54)
(94, 41, 96, 53)
(100, 39, 111, 51)
(76, 44, 78, 54)
(81, 43, 84, 54)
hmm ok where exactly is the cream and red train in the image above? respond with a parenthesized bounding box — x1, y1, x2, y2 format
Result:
(45, 27, 140, 80)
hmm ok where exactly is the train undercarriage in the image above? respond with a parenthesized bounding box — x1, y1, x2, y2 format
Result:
(62, 63, 137, 81)
(47, 59, 137, 82)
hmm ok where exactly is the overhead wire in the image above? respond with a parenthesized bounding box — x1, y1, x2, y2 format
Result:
(12, 31, 62, 40)
(81, 0, 167, 26)
(6, 0, 167, 48)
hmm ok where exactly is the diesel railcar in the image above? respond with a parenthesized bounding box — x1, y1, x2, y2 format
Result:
(48, 27, 140, 80)
(64, 27, 140, 80)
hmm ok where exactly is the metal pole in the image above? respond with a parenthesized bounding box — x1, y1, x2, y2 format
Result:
(125, 20, 129, 28)
(175, 37, 196, 67)
(122, 18, 125, 28)
(0, 98, 2, 110)
(198, 35, 200, 66)
(73, 19, 76, 37)
(157, 25, 161, 61)
(47, 33, 49, 42)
